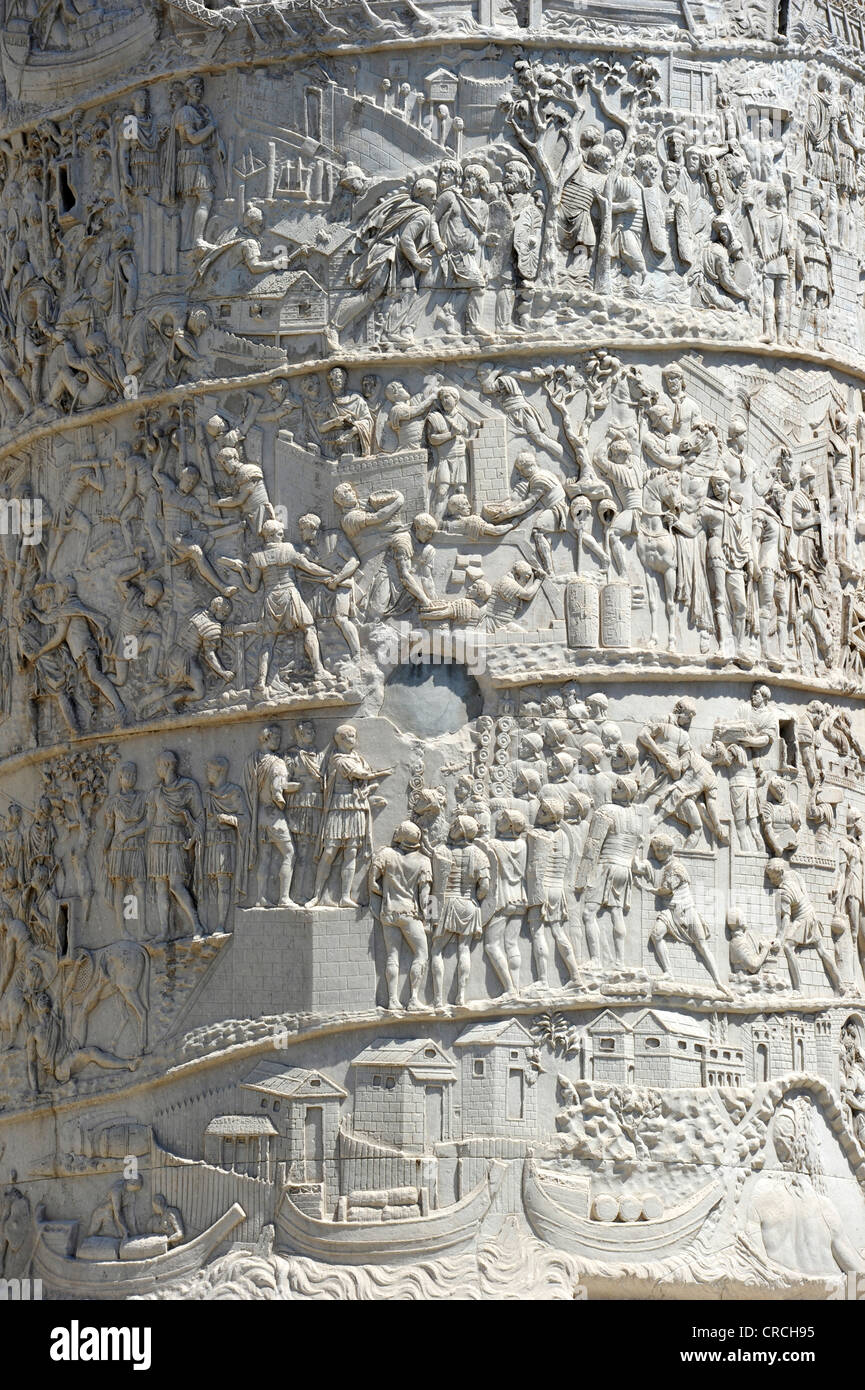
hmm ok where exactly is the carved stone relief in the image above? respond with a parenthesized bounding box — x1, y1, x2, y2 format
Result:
(3, 0, 865, 1306)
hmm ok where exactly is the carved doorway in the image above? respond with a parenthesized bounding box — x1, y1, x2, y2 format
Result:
(425, 1086, 444, 1146)
(304, 1105, 323, 1180)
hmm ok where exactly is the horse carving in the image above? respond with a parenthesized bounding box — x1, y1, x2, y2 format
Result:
(58, 940, 150, 1054)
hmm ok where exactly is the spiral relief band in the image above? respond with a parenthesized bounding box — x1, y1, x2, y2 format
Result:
(1, 0, 865, 1306)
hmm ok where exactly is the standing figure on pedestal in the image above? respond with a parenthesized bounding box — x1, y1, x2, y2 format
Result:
(369, 820, 432, 1012)
(309, 725, 390, 909)
(243, 725, 299, 910)
(144, 750, 205, 941)
(203, 756, 248, 934)
(283, 721, 323, 904)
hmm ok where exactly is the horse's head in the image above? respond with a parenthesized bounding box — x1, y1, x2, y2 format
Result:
(664, 475, 683, 512)
(645, 469, 681, 515)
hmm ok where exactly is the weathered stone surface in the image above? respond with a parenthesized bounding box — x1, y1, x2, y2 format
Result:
(2, 0, 865, 1303)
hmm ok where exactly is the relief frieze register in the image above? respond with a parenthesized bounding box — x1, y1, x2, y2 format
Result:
(1, 0, 865, 1302)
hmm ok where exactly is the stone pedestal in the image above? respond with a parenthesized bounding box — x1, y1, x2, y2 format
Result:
(233, 907, 378, 1017)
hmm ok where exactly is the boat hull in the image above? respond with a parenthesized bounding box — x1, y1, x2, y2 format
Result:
(0, 9, 157, 104)
(33, 1203, 246, 1298)
(276, 1162, 504, 1265)
(522, 1159, 723, 1262)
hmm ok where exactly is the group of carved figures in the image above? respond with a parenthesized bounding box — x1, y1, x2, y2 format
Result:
(368, 685, 865, 1009)
(482, 361, 852, 669)
(0, 759, 150, 1090)
(326, 58, 865, 352)
(0, 720, 390, 944)
(3, 676, 865, 1017)
(0, 1170, 184, 1279)
(0, 882, 146, 1094)
(0, 73, 233, 431)
(0, 406, 350, 742)
(271, 355, 860, 671)
(0, 391, 549, 745)
(4, 348, 860, 758)
(4, 681, 861, 1048)
(0, 58, 863, 438)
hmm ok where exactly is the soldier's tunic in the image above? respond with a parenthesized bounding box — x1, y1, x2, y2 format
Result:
(126, 116, 161, 195)
(165, 101, 215, 200)
(166, 608, 224, 683)
(651, 858, 710, 944)
(244, 750, 293, 869)
(372, 845, 432, 927)
(248, 542, 314, 635)
(487, 836, 528, 916)
(145, 777, 202, 881)
(319, 751, 375, 851)
(284, 747, 323, 843)
(203, 781, 248, 886)
(776, 870, 829, 947)
(432, 843, 489, 939)
(104, 789, 147, 883)
(526, 824, 575, 925)
(583, 804, 640, 910)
